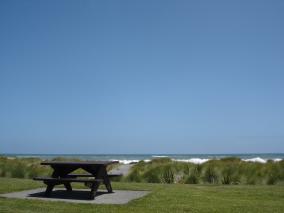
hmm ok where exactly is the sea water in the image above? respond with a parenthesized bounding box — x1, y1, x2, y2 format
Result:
(2, 153, 283, 164)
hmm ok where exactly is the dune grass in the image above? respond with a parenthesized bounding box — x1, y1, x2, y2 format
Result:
(125, 157, 284, 185)
(1, 156, 284, 186)
(0, 156, 117, 179)
(0, 177, 284, 213)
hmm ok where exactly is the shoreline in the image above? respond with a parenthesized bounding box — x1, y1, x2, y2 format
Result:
(1, 154, 283, 165)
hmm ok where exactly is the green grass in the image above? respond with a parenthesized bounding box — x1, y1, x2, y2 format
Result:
(0, 178, 284, 213)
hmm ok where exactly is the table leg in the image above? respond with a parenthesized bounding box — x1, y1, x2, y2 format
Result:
(84, 165, 113, 193)
(96, 165, 113, 193)
(64, 183, 72, 191)
(51, 165, 77, 192)
(104, 177, 113, 193)
(89, 182, 100, 200)
(45, 183, 55, 197)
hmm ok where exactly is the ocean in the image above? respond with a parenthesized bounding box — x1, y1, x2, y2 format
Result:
(2, 153, 283, 164)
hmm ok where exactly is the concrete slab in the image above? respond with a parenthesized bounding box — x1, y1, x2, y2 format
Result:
(0, 188, 150, 204)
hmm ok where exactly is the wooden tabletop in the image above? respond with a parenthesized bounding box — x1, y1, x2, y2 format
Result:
(41, 161, 119, 166)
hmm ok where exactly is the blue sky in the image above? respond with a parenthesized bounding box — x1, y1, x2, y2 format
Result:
(0, 0, 283, 154)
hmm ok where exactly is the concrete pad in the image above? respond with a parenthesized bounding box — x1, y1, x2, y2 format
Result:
(0, 188, 150, 204)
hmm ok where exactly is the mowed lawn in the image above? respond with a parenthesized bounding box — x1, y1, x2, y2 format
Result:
(0, 178, 284, 213)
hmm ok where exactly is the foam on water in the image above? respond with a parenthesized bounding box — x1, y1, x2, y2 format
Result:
(173, 158, 210, 164)
(173, 157, 282, 164)
(112, 159, 151, 164)
(243, 157, 267, 163)
(112, 159, 139, 164)
(243, 157, 283, 163)
(127, 157, 282, 165)
(2, 154, 283, 164)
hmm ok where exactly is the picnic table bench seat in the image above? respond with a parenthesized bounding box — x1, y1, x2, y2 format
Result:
(66, 173, 123, 178)
(33, 176, 103, 183)
(33, 177, 103, 199)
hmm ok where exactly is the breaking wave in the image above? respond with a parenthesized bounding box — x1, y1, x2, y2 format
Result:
(114, 157, 282, 164)
(173, 158, 210, 164)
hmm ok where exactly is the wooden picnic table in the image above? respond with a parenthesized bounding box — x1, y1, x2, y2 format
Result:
(33, 161, 120, 199)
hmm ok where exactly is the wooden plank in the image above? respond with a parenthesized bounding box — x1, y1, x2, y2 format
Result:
(33, 177, 103, 183)
(66, 174, 94, 177)
(66, 173, 123, 178)
(41, 161, 119, 166)
(108, 174, 123, 177)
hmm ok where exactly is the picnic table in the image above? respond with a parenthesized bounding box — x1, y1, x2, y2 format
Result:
(33, 161, 121, 199)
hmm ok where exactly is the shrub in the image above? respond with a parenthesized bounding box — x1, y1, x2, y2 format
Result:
(51, 157, 81, 162)
(150, 158, 172, 164)
(160, 166, 175, 184)
(265, 162, 281, 185)
(203, 166, 219, 184)
(143, 167, 161, 183)
(221, 165, 240, 185)
(220, 157, 241, 163)
(266, 174, 278, 185)
(185, 173, 199, 184)
(126, 168, 143, 182)
(0, 167, 7, 177)
(2, 155, 283, 185)
(11, 164, 26, 178)
(185, 165, 202, 184)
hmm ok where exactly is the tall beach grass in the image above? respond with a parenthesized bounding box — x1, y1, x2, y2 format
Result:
(125, 157, 284, 185)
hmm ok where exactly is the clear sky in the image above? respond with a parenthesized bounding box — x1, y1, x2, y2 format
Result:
(0, 0, 283, 154)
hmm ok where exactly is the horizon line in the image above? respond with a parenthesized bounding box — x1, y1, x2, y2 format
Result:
(1, 152, 284, 155)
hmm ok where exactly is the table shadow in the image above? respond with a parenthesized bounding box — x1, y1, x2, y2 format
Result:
(28, 189, 108, 200)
